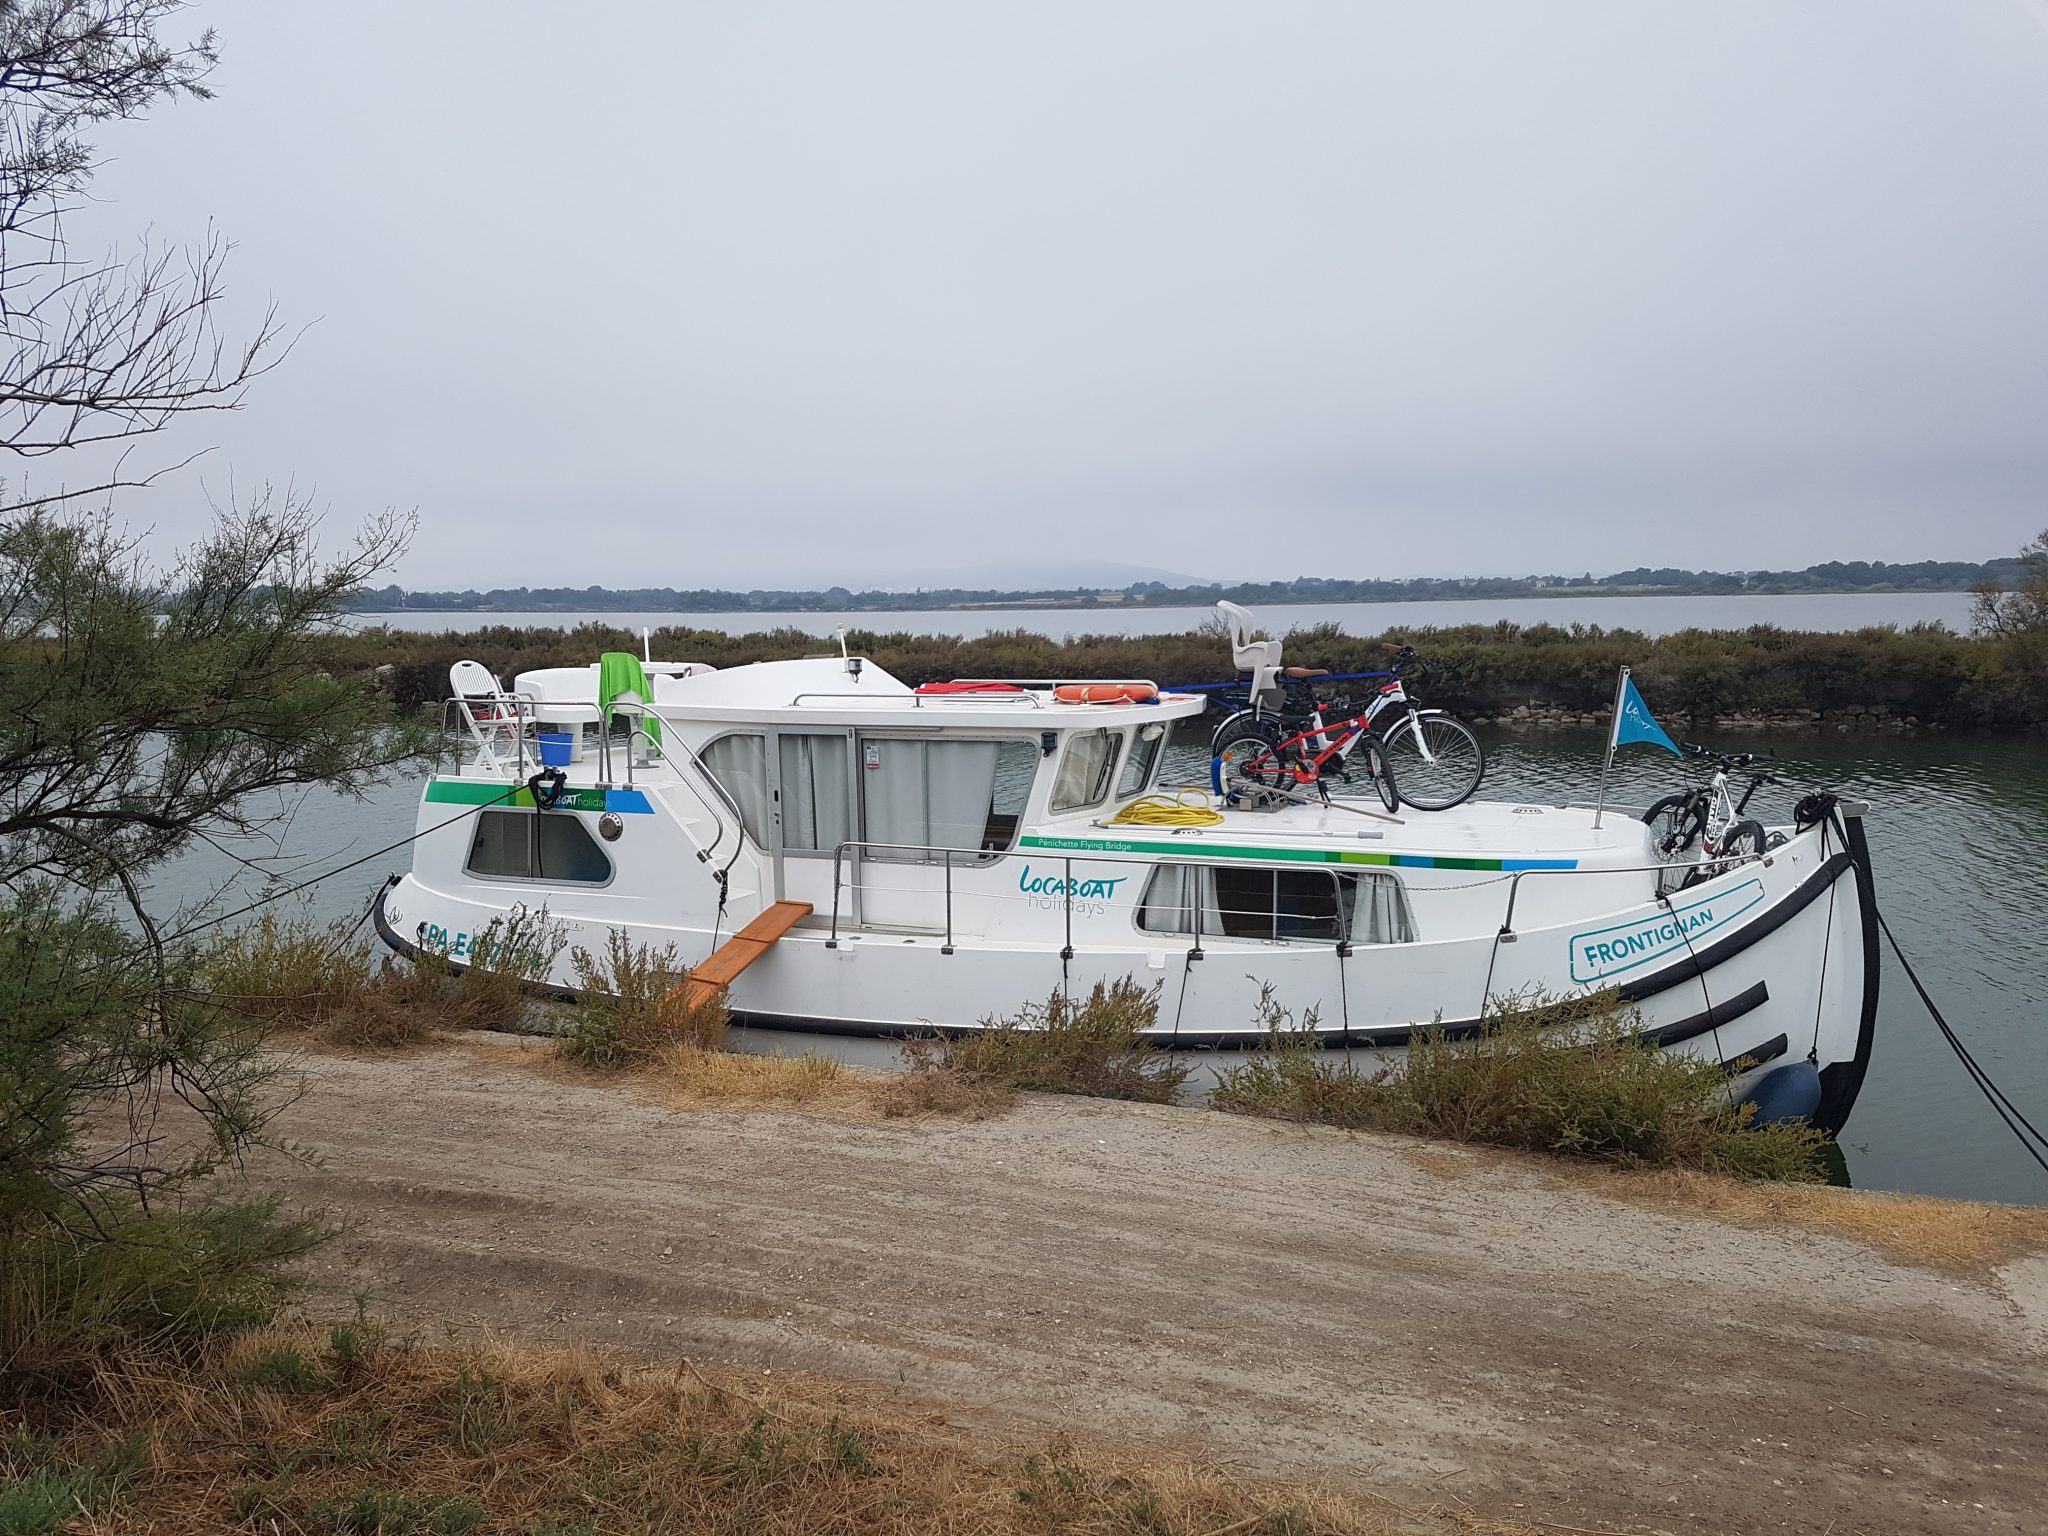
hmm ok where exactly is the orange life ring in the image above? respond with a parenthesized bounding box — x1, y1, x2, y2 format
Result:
(1052, 682, 1159, 705)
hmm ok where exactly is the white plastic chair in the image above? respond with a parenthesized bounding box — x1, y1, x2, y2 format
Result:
(1216, 601, 1285, 710)
(449, 659, 526, 770)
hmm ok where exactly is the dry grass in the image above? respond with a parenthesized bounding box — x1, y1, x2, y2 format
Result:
(4, 1325, 1430, 1536)
(196, 904, 564, 1050)
(1580, 1167, 2048, 1277)
(641, 1044, 1013, 1122)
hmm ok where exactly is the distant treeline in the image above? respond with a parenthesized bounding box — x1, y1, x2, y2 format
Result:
(326, 616, 2048, 730)
(344, 557, 2026, 615)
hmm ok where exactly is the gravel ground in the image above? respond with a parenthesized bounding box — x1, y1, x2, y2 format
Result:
(267, 1037, 2048, 1535)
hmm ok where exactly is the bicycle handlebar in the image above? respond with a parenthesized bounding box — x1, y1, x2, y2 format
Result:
(1680, 741, 1776, 774)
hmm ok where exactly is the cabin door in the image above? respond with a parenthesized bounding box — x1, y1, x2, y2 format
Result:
(763, 729, 859, 915)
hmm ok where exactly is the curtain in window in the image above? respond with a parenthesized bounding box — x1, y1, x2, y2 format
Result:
(1117, 727, 1164, 798)
(1349, 873, 1417, 944)
(863, 739, 1001, 856)
(1137, 864, 1224, 937)
(701, 734, 770, 844)
(927, 741, 998, 848)
(779, 734, 852, 852)
(1051, 729, 1120, 812)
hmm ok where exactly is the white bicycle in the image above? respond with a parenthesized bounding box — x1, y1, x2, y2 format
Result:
(1643, 744, 1780, 883)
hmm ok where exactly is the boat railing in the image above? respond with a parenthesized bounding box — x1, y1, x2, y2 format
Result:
(821, 827, 1805, 971)
(596, 702, 749, 865)
(1491, 850, 1773, 942)
(440, 691, 544, 779)
(822, 839, 1357, 959)
(435, 693, 747, 866)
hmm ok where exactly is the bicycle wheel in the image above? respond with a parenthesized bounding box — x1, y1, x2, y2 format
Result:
(1643, 793, 1703, 856)
(1212, 718, 1288, 796)
(1376, 711, 1484, 810)
(1357, 734, 1400, 814)
(1717, 819, 1767, 860)
(1208, 707, 1262, 757)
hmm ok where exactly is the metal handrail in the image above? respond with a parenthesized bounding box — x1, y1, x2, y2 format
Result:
(912, 692, 1045, 709)
(594, 703, 749, 864)
(1492, 850, 1770, 941)
(820, 838, 1355, 956)
(442, 691, 541, 778)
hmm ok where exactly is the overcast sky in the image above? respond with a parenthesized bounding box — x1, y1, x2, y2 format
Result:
(59, 1, 2048, 589)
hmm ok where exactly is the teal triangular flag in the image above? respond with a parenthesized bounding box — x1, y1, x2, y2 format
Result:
(1614, 674, 1679, 755)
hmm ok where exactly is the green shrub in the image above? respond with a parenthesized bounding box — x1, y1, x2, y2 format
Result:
(1212, 988, 1827, 1181)
(195, 903, 566, 1048)
(906, 979, 1191, 1103)
(558, 928, 724, 1067)
(315, 611, 2048, 730)
(1, 1200, 327, 1393)
(195, 907, 375, 1031)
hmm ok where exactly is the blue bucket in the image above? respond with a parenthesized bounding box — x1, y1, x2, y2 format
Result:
(536, 732, 574, 768)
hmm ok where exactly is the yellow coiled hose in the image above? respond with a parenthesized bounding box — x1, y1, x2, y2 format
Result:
(1103, 789, 1225, 828)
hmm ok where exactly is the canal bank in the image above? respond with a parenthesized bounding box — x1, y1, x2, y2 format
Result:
(278, 1037, 2048, 1536)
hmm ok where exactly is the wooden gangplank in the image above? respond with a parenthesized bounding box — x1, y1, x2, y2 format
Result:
(674, 900, 812, 1014)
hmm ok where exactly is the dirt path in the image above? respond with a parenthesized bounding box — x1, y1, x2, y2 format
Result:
(268, 1038, 2047, 1535)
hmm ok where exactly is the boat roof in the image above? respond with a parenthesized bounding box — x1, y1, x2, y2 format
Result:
(650, 656, 1207, 729)
(1031, 795, 1657, 871)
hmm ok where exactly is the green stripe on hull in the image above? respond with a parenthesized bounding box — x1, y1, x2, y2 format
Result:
(424, 780, 653, 814)
(1018, 833, 1576, 872)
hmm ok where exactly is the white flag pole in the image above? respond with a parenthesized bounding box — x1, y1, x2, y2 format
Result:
(1592, 665, 1629, 830)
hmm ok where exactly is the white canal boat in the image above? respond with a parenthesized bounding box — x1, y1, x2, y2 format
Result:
(378, 643, 1880, 1133)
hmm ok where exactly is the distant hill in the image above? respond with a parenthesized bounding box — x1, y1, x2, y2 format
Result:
(345, 557, 2026, 615)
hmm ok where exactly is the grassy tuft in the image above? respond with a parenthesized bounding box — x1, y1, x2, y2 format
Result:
(0, 1198, 326, 1398)
(904, 979, 1191, 1104)
(196, 902, 567, 1048)
(6, 1325, 1399, 1535)
(194, 906, 377, 1035)
(0, 1430, 145, 1536)
(559, 929, 726, 1067)
(1212, 987, 1828, 1181)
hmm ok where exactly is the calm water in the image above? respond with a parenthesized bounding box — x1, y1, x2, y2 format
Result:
(355, 590, 1977, 641)
(165, 724, 2048, 1206)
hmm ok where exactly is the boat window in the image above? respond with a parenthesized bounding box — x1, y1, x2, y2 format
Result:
(1117, 723, 1167, 800)
(701, 733, 770, 844)
(862, 737, 1038, 861)
(778, 733, 854, 853)
(465, 810, 613, 884)
(1050, 728, 1122, 813)
(1135, 865, 1415, 944)
(982, 738, 1040, 850)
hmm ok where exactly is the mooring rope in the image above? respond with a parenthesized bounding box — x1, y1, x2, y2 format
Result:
(1875, 906, 2048, 1175)
(166, 782, 524, 943)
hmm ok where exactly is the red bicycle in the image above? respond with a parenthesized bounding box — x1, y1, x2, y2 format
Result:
(1217, 708, 1402, 813)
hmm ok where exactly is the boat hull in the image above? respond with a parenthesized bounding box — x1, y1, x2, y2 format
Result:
(374, 804, 1878, 1131)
